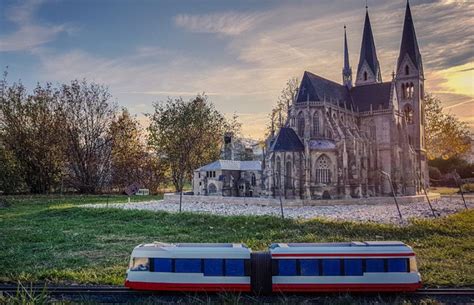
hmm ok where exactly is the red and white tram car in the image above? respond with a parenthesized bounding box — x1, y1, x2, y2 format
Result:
(270, 241, 421, 292)
(125, 242, 251, 292)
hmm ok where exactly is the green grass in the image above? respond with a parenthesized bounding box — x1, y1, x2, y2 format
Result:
(430, 187, 459, 195)
(0, 195, 473, 288)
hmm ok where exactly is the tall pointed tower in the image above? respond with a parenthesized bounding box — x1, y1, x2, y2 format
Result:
(355, 7, 382, 86)
(395, 0, 427, 189)
(342, 25, 353, 88)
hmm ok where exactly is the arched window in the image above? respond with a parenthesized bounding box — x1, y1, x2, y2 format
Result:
(409, 83, 414, 98)
(421, 104, 425, 126)
(315, 155, 331, 184)
(364, 71, 368, 81)
(326, 129, 333, 139)
(208, 183, 217, 195)
(401, 84, 406, 99)
(312, 112, 320, 137)
(405, 65, 410, 75)
(297, 112, 305, 137)
(276, 156, 281, 187)
(285, 161, 292, 188)
(404, 104, 414, 124)
(370, 125, 376, 140)
(251, 173, 256, 186)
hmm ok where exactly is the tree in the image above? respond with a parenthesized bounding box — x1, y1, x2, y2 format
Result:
(60, 80, 116, 193)
(148, 95, 226, 210)
(0, 142, 25, 194)
(266, 77, 299, 136)
(110, 108, 146, 190)
(109, 108, 165, 193)
(0, 78, 65, 193)
(424, 94, 470, 160)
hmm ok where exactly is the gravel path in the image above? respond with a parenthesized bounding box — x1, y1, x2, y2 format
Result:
(84, 197, 473, 225)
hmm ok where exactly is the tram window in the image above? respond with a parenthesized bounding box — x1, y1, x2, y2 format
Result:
(225, 259, 245, 276)
(152, 258, 172, 272)
(387, 258, 408, 272)
(344, 259, 363, 276)
(300, 259, 319, 276)
(322, 259, 341, 276)
(366, 259, 385, 272)
(278, 259, 297, 276)
(130, 257, 149, 271)
(175, 259, 201, 273)
(204, 259, 224, 276)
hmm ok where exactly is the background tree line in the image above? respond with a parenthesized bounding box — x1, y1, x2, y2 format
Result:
(0, 74, 232, 195)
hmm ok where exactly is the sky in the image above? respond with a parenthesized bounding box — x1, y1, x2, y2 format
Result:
(0, 0, 473, 139)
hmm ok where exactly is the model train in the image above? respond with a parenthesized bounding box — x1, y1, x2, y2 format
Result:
(125, 241, 421, 293)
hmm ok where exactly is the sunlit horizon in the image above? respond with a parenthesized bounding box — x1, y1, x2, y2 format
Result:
(1, 0, 472, 140)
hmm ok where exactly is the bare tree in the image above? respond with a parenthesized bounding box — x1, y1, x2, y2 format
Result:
(266, 77, 299, 136)
(60, 80, 116, 193)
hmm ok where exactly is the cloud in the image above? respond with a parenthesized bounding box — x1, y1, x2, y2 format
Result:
(16, 0, 474, 137)
(174, 12, 266, 36)
(0, 0, 70, 52)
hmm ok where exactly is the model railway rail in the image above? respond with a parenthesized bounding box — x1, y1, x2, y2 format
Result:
(0, 285, 473, 296)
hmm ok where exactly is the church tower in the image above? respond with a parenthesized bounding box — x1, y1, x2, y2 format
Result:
(342, 26, 353, 88)
(355, 7, 382, 86)
(395, 0, 427, 188)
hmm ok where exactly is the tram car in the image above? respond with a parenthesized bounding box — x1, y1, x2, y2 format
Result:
(125, 241, 421, 293)
(269, 241, 421, 292)
(125, 242, 252, 292)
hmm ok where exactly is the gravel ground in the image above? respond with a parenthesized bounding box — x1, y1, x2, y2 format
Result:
(84, 197, 473, 225)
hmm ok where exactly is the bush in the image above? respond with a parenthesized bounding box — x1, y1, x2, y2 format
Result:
(462, 183, 474, 193)
(429, 166, 442, 182)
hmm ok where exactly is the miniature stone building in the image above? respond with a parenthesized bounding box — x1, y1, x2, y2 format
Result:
(264, 2, 428, 199)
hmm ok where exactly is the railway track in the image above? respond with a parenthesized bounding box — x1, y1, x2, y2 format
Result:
(1, 285, 473, 296)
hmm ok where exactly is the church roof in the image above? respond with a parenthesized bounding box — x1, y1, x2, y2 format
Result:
(350, 82, 392, 112)
(270, 127, 304, 152)
(196, 160, 262, 172)
(296, 71, 352, 108)
(397, 1, 423, 73)
(357, 9, 381, 79)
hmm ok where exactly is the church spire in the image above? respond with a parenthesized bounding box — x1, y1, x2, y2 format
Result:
(355, 7, 382, 86)
(397, 0, 423, 76)
(342, 25, 353, 88)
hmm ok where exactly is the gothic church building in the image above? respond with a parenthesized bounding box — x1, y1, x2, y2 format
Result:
(264, 1, 428, 199)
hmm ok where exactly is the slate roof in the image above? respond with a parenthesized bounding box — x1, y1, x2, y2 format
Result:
(397, 1, 423, 73)
(357, 10, 381, 77)
(270, 127, 305, 152)
(308, 139, 336, 150)
(350, 82, 392, 112)
(196, 160, 262, 172)
(296, 71, 352, 108)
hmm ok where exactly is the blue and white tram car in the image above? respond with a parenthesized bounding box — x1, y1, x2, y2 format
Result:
(270, 241, 422, 292)
(125, 242, 252, 292)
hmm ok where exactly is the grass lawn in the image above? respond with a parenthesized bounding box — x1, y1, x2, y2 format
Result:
(0, 195, 473, 288)
(430, 187, 460, 195)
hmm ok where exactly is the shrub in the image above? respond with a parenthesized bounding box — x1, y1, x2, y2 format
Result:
(429, 166, 442, 182)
